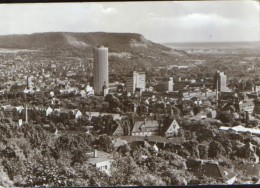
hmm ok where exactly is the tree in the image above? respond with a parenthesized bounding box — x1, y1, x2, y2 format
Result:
(104, 94, 121, 112)
(136, 104, 147, 116)
(110, 155, 140, 185)
(208, 140, 225, 159)
(217, 111, 234, 124)
(198, 144, 208, 159)
(96, 135, 114, 152)
(183, 141, 200, 158)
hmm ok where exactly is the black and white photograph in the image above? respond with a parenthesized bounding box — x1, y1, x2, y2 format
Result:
(0, 0, 259, 186)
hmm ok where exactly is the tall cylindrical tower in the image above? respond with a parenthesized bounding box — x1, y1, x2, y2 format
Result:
(93, 46, 109, 95)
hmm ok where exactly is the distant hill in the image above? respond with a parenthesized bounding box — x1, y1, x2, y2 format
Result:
(0, 32, 188, 72)
(164, 41, 260, 50)
(0, 32, 180, 53)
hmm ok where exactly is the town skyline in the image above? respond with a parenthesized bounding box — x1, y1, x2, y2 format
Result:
(1, 1, 260, 187)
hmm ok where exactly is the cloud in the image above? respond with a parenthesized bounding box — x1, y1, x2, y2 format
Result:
(0, 1, 258, 43)
(101, 7, 117, 14)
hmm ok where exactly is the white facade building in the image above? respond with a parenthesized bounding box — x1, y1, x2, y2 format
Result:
(126, 71, 146, 94)
(168, 77, 173, 92)
(46, 107, 53, 116)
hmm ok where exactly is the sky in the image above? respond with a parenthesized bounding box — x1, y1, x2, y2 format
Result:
(0, 1, 259, 43)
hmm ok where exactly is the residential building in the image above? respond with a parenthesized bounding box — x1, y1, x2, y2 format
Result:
(126, 71, 146, 94)
(214, 71, 228, 92)
(85, 112, 121, 120)
(131, 116, 160, 136)
(186, 159, 236, 184)
(87, 149, 114, 175)
(238, 99, 255, 114)
(219, 125, 260, 135)
(161, 119, 180, 137)
(46, 106, 53, 116)
(112, 123, 124, 136)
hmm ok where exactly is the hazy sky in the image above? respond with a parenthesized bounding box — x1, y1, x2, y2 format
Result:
(0, 1, 259, 43)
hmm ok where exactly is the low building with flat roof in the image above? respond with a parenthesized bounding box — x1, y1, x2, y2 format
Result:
(87, 149, 114, 175)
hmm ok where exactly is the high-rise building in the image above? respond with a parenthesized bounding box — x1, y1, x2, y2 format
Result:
(168, 77, 173, 92)
(155, 77, 174, 92)
(126, 71, 146, 94)
(27, 76, 33, 89)
(93, 46, 109, 95)
(214, 71, 227, 92)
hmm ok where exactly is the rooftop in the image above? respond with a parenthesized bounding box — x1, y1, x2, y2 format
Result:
(219, 125, 260, 135)
(120, 135, 182, 144)
(87, 150, 113, 165)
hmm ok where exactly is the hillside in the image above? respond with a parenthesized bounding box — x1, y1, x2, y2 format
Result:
(0, 32, 188, 73)
(0, 32, 177, 53)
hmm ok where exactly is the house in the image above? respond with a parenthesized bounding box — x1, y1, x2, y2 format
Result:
(50, 91, 55, 97)
(46, 106, 53, 116)
(162, 119, 180, 137)
(239, 100, 255, 114)
(15, 106, 25, 114)
(86, 111, 100, 120)
(131, 116, 160, 136)
(87, 149, 114, 175)
(85, 112, 121, 121)
(112, 123, 124, 136)
(219, 125, 260, 135)
(23, 88, 34, 94)
(1, 105, 15, 118)
(120, 135, 182, 148)
(186, 159, 236, 184)
(80, 90, 86, 97)
(75, 110, 82, 119)
(190, 112, 207, 121)
(71, 109, 82, 119)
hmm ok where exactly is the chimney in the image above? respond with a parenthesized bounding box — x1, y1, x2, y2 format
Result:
(94, 149, 97, 158)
